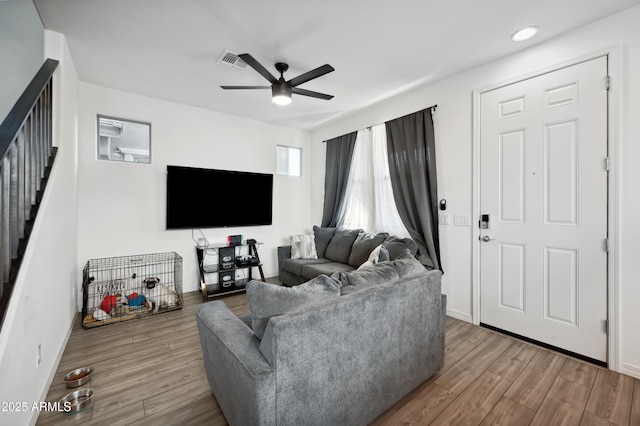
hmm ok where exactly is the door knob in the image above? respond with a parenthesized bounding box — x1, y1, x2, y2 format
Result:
(480, 235, 494, 242)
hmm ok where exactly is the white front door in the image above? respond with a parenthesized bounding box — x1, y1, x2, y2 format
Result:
(479, 56, 608, 362)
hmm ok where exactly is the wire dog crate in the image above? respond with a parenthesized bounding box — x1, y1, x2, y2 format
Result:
(82, 252, 183, 328)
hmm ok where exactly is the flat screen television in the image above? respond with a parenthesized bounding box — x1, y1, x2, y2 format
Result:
(166, 165, 273, 229)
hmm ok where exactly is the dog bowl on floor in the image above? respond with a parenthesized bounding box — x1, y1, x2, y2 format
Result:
(63, 367, 93, 388)
(59, 388, 93, 414)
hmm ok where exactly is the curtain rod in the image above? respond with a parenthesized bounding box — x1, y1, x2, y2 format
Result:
(323, 104, 437, 142)
(368, 104, 438, 130)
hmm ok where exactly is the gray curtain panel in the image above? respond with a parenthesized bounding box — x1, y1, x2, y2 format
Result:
(321, 131, 358, 227)
(385, 108, 441, 270)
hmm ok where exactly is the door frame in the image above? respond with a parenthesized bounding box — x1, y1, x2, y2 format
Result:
(471, 45, 621, 371)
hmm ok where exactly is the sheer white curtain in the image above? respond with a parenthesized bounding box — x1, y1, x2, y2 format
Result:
(340, 124, 410, 237)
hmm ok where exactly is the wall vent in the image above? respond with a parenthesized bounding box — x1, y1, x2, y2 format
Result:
(217, 50, 247, 70)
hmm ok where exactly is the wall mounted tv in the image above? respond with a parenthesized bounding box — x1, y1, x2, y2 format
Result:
(166, 165, 273, 229)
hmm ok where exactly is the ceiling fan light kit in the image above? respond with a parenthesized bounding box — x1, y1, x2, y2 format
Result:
(272, 84, 292, 105)
(221, 53, 334, 106)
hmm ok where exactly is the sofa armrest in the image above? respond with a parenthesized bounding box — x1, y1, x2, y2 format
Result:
(195, 302, 275, 426)
(277, 245, 292, 281)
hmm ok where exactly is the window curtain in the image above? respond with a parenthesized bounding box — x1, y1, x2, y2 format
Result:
(385, 108, 441, 270)
(341, 125, 411, 237)
(321, 131, 358, 227)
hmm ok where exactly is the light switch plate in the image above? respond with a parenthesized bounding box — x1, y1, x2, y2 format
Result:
(439, 213, 450, 225)
(454, 214, 471, 226)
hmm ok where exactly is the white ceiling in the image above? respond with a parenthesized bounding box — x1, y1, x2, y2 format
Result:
(33, 0, 640, 131)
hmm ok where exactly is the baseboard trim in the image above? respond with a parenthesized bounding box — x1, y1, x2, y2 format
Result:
(620, 362, 640, 379)
(446, 308, 472, 323)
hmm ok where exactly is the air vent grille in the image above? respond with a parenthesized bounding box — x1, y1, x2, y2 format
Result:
(217, 50, 247, 70)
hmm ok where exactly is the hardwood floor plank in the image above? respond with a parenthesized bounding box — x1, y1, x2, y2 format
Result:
(435, 333, 513, 395)
(631, 379, 640, 426)
(143, 375, 211, 416)
(379, 383, 455, 425)
(488, 339, 539, 381)
(503, 350, 566, 410)
(580, 412, 615, 426)
(559, 358, 599, 388)
(84, 401, 146, 426)
(431, 371, 512, 425)
(128, 390, 222, 426)
(479, 396, 535, 426)
(530, 396, 584, 426)
(546, 376, 591, 411)
(90, 359, 206, 418)
(585, 369, 634, 425)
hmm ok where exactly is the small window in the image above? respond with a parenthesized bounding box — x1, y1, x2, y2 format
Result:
(97, 115, 151, 163)
(276, 145, 301, 177)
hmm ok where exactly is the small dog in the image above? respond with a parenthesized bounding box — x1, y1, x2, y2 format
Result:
(143, 277, 160, 289)
(143, 284, 179, 313)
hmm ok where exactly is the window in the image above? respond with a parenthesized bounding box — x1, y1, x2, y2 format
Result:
(97, 115, 151, 163)
(341, 125, 410, 237)
(276, 145, 301, 176)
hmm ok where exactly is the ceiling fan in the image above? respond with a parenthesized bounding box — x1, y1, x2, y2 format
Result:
(221, 53, 334, 105)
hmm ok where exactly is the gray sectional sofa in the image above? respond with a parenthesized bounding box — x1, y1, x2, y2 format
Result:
(195, 254, 445, 426)
(278, 225, 420, 286)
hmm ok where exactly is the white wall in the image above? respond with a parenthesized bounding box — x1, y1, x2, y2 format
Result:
(311, 6, 640, 377)
(0, 0, 44, 121)
(76, 84, 312, 297)
(0, 30, 79, 425)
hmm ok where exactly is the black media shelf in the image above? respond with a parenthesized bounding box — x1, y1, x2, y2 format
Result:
(196, 241, 265, 300)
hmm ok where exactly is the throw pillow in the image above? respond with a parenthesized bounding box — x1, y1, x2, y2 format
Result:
(348, 231, 389, 268)
(339, 261, 399, 295)
(290, 234, 318, 260)
(357, 244, 390, 270)
(246, 275, 340, 339)
(382, 235, 419, 260)
(313, 225, 336, 258)
(324, 227, 361, 264)
(393, 249, 426, 277)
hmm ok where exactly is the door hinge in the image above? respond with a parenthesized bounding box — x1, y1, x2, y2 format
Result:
(604, 76, 611, 91)
(604, 157, 610, 172)
(603, 319, 609, 334)
(604, 238, 610, 253)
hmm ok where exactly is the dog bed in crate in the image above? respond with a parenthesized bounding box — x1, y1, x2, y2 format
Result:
(82, 252, 183, 328)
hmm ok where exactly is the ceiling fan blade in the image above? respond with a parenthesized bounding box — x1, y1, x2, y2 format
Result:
(220, 86, 271, 90)
(238, 53, 279, 85)
(287, 64, 335, 87)
(292, 87, 334, 100)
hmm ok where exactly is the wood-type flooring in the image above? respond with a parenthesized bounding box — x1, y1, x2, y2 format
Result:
(37, 287, 640, 425)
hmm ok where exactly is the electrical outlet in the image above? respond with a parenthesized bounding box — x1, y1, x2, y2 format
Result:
(438, 213, 450, 225)
(36, 343, 41, 367)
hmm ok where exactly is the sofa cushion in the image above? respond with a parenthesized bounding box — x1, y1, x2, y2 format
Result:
(393, 250, 426, 277)
(282, 257, 332, 278)
(324, 227, 360, 263)
(290, 234, 318, 259)
(383, 235, 419, 260)
(347, 232, 389, 268)
(301, 262, 355, 281)
(313, 226, 336, 258)
(246, 276, 341, 339)
(338, 261, 400, 295)
(358, 244, 391, 269)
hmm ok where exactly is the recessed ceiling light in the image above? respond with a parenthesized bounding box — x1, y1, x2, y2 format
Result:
(511, 26, 539, 42)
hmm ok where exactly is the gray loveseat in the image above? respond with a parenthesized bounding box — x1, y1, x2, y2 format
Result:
(195, 258, 445, 426)
(278, 225, 420, 286)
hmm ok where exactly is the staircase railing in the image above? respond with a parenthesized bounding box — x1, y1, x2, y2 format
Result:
(0, 59, 59, 328)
